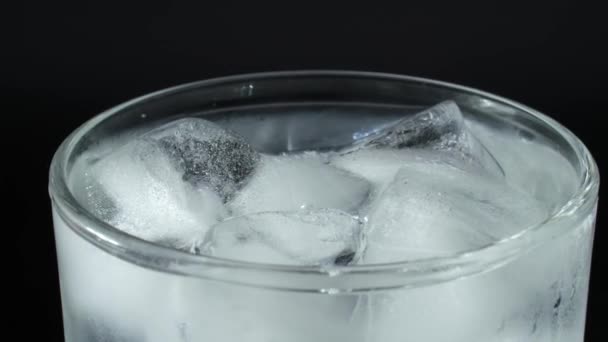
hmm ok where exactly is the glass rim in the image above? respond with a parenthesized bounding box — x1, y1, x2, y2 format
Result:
(48, 70, 599, 290)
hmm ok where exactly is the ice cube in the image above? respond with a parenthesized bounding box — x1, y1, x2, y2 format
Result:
(362, 162, 548, 263)
(332, 101, 503, 191)
(199, 209, 363, 266)
(467, 119, 579, 211)
(228, 152, 371, 215)
(71, 137, 228, 249)
(331, 148, 422, 191)
(150, 118, 260, 200)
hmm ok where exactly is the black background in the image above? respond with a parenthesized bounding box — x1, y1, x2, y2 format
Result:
(7, 1, 606, 341)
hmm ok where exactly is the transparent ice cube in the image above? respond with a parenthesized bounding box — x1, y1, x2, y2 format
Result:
(200, 209, 363, 266)
(362, 162, 548, 263)
(150, 118, 260, 200)
(332, 101, 503, 192)
(228, 152, 371, 215)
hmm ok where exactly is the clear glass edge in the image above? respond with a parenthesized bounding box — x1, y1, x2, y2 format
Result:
(48, 70, 600, 290)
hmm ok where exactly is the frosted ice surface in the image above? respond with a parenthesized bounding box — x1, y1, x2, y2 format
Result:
(69, 118, 264, 248)
(150, 118, 260, 200)
(228, 152, 371, 215)
(70, 107, 550, 265)
(71, 139, 227, 248)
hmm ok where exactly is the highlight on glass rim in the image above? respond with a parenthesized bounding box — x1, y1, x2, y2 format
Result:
(49, 71, 599, 342)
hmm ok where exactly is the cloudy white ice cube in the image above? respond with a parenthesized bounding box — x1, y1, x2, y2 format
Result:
(362, 162, 548, 263)
(71, 141, 225, 248)
(228, 152, 371, 215)
(70, 117, 262, 249)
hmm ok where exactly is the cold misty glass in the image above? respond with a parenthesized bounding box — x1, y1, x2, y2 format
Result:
(49, 71, 598, 342)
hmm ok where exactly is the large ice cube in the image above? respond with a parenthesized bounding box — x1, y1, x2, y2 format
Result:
(200, 209, 363, 266)
(332, 101, 503, 191)
(228, 152, 371, 215)
(362, 162, 548, 263)
(69, 118, 260, 248)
